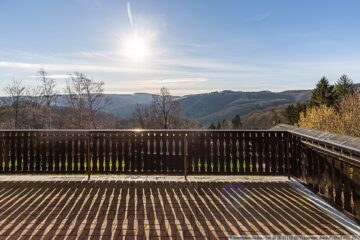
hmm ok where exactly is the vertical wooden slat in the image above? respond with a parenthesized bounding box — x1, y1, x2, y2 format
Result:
(104, 132, 111, 173)
(202, 132, 209, 173)
(230, 132, 238, 174)
(0, 132, 4, 172)
(68, 133, 75, 172)
(258, 132, 264, 174)
(351, 163, 360, 219)
(198, 132, 205, 174)
(167, 132, 174, 173)
(343, 163, 353, 213)
(176, 132, 185, 174)
(36, 132, 42, 173)
(212, 133, 219, 173)
(52, 133, 59, 172)
(156, 132, 162, 172)
(250, 132, 257, 174)
(208, 132, 217, 173)
(193, 132, 199, 173)
(78, 133, 85, 173)
(244, 132, 250, 173)
(238, 132, 244, 174)
(98, 133, 104, 173)
(74, 133, 80, 173)
(218, 132, 225, 174)
(224, 132, 231, 174)
(147, 132, 155, 173)
(144, 132, 150, 172)
(48, 132, 55, 173)
(58, 134, 65, 173)
(130, 132, 136, 172)
(110, 132, 117, 172)
(133, 132, 140, 172)
(139, 132, 145, 173)
(9, 132, 16, 172)
(277, 132, 285, 174)
(20, 132, 27, 172)
(264, 132, 270, 174)
(122, 132, 129, 172)
(17, 132, 23, 172)
(270, 132, 277, 174)
(153, 132, 158, 173)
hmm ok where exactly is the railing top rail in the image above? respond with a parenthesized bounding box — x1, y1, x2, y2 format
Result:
(0, 129, 287, 133)
(288, 130, 360, 156)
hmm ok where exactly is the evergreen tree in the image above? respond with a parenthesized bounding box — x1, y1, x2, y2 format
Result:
(231, 114, 242, 129)
(208, 123, 216, 129)
(333, 74, 354, 102)
(216, 122, 221, 129)
(222, 119, 230, 129)
(310, 76, 334, 106)
(285, 103, 307, 125)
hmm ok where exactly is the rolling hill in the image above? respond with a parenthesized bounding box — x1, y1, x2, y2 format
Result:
(177, 90, 311, 124)
(96, 89, 312, 125)
(0, 89, 312, 127)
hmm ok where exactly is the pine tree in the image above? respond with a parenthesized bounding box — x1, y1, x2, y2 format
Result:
(231, 114, 242, 129)
(333, 74, 354, 102)
(285, 103, 307, 125)
(216, 122, 221, 129)
(208, 123, 216, 129)
(310, 76, 334, 106)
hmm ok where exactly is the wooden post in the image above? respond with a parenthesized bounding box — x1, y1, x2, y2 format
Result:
(87, 133, 92, 181)
(286, 133, 291, 180)
(184, 135, 188, 181)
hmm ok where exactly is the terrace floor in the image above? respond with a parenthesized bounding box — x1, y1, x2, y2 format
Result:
(0, 176, 359, 239)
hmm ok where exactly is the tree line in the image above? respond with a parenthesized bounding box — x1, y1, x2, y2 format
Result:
(208, 114, 243, 129)
(0, 70, 200, 130)
(285, 74, 360, 136)
(0, 70, 112, 129)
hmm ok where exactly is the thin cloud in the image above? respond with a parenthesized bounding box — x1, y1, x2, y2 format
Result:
(157, 78, 208, 83)
(0, 61, 171, 74)
(30, 74, 69, 79)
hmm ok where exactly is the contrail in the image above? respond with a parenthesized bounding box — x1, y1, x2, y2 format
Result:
(127, 1, 134, 28)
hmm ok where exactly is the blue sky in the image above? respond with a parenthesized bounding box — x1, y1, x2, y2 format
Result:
(1, 0, 360, 95)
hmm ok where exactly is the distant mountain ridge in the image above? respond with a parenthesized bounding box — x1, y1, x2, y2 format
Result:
(177, 90, 311, 124)
(98, 89, 312, 124)
(0, 89, 312, 125)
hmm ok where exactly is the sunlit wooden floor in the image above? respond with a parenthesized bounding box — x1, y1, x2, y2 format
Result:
(0, 176, 356, 239)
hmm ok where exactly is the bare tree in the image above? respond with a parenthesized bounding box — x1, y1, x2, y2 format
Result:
(66, 72, 87, 128)
(3, 79, 27, 128)
(38, 69, 57, 128)
(132, 103, 157, 128)
(27, 85, 43, 129)
(82, 76, 109, 129)
(65, 72, 109, 129)
(132, 104, 149, 128)
(152, 87, 181, 129)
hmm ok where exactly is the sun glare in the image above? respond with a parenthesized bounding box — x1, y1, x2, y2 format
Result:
(123, 31, 150, 61)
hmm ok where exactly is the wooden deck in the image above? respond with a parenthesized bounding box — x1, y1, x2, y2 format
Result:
(0, 176, 358, 239)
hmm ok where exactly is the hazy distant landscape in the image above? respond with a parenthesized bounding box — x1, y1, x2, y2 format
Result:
(11, 88, 311, 128)
(96, 89, 311, 125)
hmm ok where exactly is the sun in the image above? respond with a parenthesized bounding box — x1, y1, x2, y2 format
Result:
(123, 31, 150, 61)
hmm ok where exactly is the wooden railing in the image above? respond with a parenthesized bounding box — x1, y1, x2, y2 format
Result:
(289, 131, 360, 221)
(0, 130, 290, 176)
(0, 129, 359, 221)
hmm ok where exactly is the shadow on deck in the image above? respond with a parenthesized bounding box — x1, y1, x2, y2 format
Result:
(0, 177, 353, 239)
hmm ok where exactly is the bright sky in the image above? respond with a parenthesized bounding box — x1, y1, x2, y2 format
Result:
(1, 0, 360, 95)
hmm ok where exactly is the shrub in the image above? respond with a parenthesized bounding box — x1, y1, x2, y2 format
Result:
(298, 92, 360, 137)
